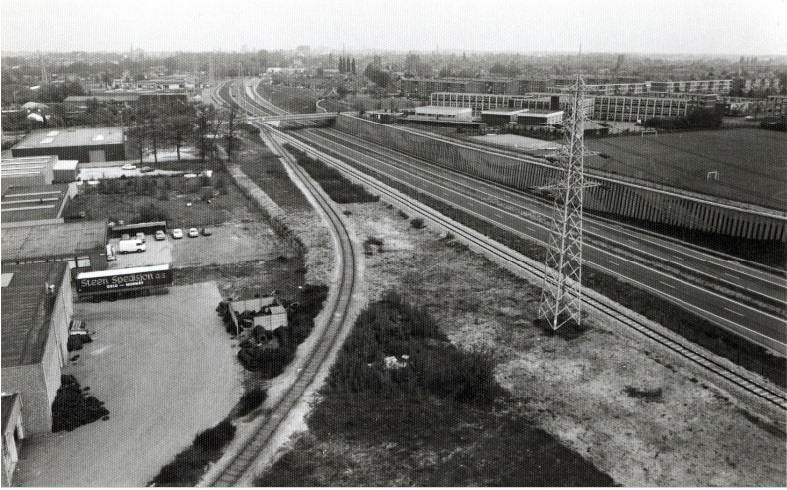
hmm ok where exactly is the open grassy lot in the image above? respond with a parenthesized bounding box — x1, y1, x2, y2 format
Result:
(63, 170, 250, 229)
(257, 292, 614, 487)
(583, 128, 787, 210)
(254, 83, 317, 114)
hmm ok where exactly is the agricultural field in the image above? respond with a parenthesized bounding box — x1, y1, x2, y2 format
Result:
(583, 128, 787, 211)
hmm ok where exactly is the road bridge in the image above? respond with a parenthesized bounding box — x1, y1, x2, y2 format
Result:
(246, 112, 339, 124)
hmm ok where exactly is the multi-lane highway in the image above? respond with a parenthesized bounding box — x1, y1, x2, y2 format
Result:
(222, 77, 787, 357)
(291, 128, 787, 353)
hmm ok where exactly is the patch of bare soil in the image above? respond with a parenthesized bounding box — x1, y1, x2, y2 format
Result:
(339, 200, 786, 487)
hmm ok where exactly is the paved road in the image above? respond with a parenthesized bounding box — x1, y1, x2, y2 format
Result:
(232, 76, 787, 355)
(295, 128, 787, 355)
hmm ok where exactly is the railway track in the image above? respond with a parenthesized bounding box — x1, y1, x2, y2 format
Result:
(226, 77, 787, 409)
(201, 84, 361, 487)
(272, 128, 787, 411)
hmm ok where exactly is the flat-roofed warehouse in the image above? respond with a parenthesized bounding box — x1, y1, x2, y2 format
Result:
(1, 220, 108, 274)
(0, 156, 56, 188)
(1, 262, 74, 435)
(1, 184, 76, 227)
(11, 127, 125, 163)
(413, 105, 473, 120)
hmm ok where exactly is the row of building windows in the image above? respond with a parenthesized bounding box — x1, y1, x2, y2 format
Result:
(403, 78, 737, 98)
(430, 91, 696, 122)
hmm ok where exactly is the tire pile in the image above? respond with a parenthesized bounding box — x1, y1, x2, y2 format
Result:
(52, 375, 109, 432)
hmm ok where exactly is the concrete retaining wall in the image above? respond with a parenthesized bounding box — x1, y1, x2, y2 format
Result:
(335, 115, 787, 241)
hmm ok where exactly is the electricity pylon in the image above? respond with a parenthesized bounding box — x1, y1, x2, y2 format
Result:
(537, 75, 596, 330)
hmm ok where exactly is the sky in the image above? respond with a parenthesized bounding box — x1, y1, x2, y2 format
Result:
(2, 0, 786, 55)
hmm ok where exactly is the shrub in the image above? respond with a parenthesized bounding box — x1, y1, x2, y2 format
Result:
(193, 419, 236, 451)
(410, 217, 425, 229)
(150, 418, 236, 486)
(237, 388, 268, 417)
(136, 202, 170, 223)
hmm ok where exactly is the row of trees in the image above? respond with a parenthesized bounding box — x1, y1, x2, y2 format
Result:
(125, 101, 240, 163)
(338, 56, 357, 74)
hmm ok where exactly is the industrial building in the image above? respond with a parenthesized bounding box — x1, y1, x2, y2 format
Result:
(516, 110, 564, 126)
(1, 220, 108, 274)
(1, 262, 74, 436)
(593, 95, 691, 122)
(2, 393, 24, 486)
(413, 105, 473, 120)
(1, 184, 77, 227)
(1, 156, 79, 192)
(649, 79, 732, 94)
(431, 92, 592, 117)
(481, 108, 530, 126)
(11, 127, 125, 163)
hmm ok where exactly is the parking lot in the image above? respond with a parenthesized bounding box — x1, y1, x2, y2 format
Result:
(169, 221, 282, 267)
(108, 233, 172, 269)
(13, 282, 243, 487)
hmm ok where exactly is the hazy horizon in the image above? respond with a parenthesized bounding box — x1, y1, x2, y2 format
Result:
(2, 0, 786, 56)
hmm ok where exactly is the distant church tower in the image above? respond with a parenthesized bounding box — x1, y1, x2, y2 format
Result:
(38, 52, 50, 84)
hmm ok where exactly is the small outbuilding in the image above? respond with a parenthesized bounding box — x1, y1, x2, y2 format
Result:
(1, 393, 24, 487)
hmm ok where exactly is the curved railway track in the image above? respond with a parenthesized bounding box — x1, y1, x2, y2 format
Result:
(201, 83, 360, 487)
(225, 77, 787, 410)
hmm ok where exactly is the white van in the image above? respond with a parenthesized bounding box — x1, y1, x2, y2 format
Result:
(118, 239, 146, 253)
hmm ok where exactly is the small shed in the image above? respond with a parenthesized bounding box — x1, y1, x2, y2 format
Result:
(228, 297, 288, 335)
(52, 159, 79, 183)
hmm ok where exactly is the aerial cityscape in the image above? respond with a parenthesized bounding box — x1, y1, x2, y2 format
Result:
(1, 0, 786, 487)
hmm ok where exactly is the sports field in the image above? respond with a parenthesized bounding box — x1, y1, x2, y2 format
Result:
(583, 128, 787, 211)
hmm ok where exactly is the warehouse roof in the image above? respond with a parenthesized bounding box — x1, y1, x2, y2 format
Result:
(12, 127, 124, 150)
(414, 105, 472, 115)
(1, 262, 69, 367)
(64, 95, 139, 103)
(1, 155, 57, 174)
(1, 220, 107, 262)
(0, 184, 71, 223)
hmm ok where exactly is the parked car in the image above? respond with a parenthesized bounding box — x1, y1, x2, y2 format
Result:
(201, 228, 212, 236)
(121, 164, 137, 170)
(172, 228, 184, 239)
(136, 232, 146, 243)
(121, 233, 131, 240)
(188, 228, 199, 238)
(155, 230, 166, 241)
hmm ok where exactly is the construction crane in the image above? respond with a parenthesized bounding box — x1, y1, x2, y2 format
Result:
(537, 75, 598, 331)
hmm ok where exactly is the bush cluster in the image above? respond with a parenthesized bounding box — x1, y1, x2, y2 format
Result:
(324, 291, 502, 405)
(149, 418, 236, 486)
(223, 284, 329, 376)
(284, 144, 379, 203)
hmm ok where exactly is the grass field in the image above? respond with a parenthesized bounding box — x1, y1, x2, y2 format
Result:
(583, 128, 787, 210)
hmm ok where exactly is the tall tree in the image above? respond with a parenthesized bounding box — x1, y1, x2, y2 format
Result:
(351, 58, 356, 75)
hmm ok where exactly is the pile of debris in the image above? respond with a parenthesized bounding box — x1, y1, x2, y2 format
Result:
(52, 375, 109, 432)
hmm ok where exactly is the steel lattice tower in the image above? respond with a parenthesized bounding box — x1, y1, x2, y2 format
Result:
(538, 76, 590, 330)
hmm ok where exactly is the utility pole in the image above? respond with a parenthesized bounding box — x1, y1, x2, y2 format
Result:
(537, 75, 596, 331)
